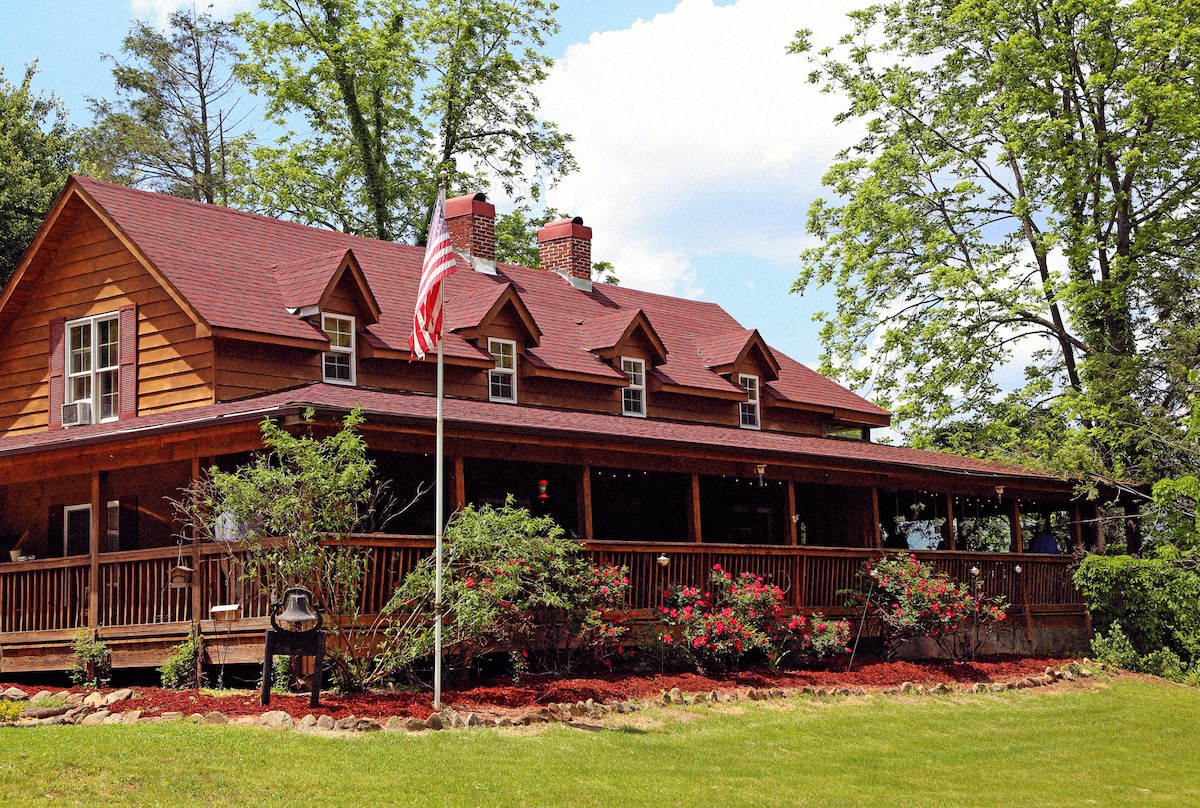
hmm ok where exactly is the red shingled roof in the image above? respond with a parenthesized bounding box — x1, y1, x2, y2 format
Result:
(66, 177, 888, 423)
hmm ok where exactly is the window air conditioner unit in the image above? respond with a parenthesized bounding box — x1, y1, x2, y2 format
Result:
(62, 401, 93, 427)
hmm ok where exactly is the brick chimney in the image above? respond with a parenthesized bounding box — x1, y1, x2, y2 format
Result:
(445, 192, 496, 274)
(537, 216, 593, 291)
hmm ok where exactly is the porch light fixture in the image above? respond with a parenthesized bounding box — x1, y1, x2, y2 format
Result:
(656, 554, 670, 568)
(995, 485, 1005, 501)
(969, 566, 981, 577)
(1014, 565, 1023, 574)
(755, 464, 766, 487)
(261, 586, 326, 708)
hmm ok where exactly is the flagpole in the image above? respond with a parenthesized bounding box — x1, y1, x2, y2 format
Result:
(433, 283, 445, 711)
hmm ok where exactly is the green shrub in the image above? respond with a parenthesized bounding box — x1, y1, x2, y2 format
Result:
(1090, 621, 1141, 670)
(1091, 621, 1198, 684)
(379, 500, 628, 681)
(159, 632, 203, 689)
(0, 700, 23, 722)
(1074, 549, 1200, 666)
(69, 629, 111, 687)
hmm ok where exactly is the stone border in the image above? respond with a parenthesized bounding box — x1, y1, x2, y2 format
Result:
(0, 666, 1093, 734)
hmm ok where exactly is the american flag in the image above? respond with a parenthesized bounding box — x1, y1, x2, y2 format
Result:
(409, 191, 458, 360)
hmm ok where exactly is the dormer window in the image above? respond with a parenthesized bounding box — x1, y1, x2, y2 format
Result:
(488, 338, 517, 402)
(739, 373, 760, 429)
(621, 357, 646, 417)
(322, 313, 356, 385)
(66, 313, 120, 423)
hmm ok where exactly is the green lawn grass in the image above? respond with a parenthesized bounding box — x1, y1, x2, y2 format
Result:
(1, 677, 1197, 807)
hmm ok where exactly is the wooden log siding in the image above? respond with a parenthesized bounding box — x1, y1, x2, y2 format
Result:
(0, 538, 1084, 665)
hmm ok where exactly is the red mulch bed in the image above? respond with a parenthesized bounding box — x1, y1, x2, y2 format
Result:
(3, 656, 1069, 722)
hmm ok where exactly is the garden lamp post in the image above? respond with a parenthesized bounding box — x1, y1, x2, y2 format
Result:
(261, 586, 326, 708)
(969, 566, 981, 661)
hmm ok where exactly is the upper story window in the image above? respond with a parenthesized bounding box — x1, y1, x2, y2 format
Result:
(621, 357, 646, 417)
(66, 313, 120, 423)
(488, 338, 517, 402)
(739, 373, 760, 430)
(322, 313, 356, 385)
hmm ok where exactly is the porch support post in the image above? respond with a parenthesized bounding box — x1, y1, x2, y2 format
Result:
(870, 487, 882, 549)
(1080, 501, 1089, 557)
(786, 481, 798, 546)
(687, 473, 702, 543)
(943, 493, 957, 551)
(189, 457, 203, 635)
(88, 470, 101, 633)
(452, 456, 466, 512)
(577, 465, 593, 540)
(1124, 499, 1142, 556)
(1008, 497, 1023, 554)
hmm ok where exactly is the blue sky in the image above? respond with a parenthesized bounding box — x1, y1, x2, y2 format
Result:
(2, 0, 860, 368)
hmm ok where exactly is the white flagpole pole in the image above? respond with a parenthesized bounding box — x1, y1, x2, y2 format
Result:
(433, 232, 446, 713)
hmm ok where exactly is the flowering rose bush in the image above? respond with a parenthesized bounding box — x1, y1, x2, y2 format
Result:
(659, 564, 850, 672)
(849, 554, 1008, 659)
(379, 500, 629, 681)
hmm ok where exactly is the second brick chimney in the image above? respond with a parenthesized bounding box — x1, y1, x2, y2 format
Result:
(537, 216, 593, 291)
(445, 192, 496, 274)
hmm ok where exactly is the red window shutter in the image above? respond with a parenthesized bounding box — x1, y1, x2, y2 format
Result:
(119, 304, 137, 420)
(48, 317, 65, 428)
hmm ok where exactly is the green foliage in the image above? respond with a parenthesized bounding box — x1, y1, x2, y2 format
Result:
(82, 8, 248, 204)
(379, 500, 628, 681)
(158, 632, 203, 689)
(171, 407, 391, 691)
(658, 565, 850, 672)
(69, 629, 111, 688)
(233, 0, 574, 243)
(1074, 551, 1200, 666)
(0, 700, 23, 722)
(0, 64, 78, 285)
(792, 1, 1200, 489)
(850, 554, 1008, 659)
(1091, 621, 1198, 683)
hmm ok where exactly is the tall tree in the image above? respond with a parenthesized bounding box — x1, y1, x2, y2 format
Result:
(84, 8, 247, 204)
(234, 0, 574, 242)
(792, 0, 1200, 491)
(0, 64, 77, 285)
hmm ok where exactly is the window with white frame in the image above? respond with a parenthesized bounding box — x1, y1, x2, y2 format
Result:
(621, 357, 646, 416)
(66, 313, 120, 422)
(488, 338, 517, 402)
(322, 313, 356, 385)
(739, 373, 760, 429)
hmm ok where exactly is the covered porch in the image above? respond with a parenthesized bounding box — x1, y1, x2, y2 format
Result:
(0, 387, 1098, 672)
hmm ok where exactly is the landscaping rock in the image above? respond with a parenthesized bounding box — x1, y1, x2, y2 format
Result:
(668, 687, 683, 704)
(334, 715, 359, 731)
(403, 717, 426, 732)
(29, 690, 54, 705)
(383, 716, 406, 732)
(102, 713, 125, 725)
(234, 716, 258, 727)
(83, 692, 106, 709)
(464, 713, 483, 728)
(900, 682, 916, 694)
(36, 714, 69, 726)
(123, 710, 143, 724)
(356, 718, 383, 732)
(204, 711, 229, 725)
(259, 710, 294, 729)
(104, 688, 134, 706)
(1, 687, 30, 701)
(991, 682, 1009, 692)
(496, 716, 513, 728)
(425, 713, 444, 731)
(298, 714, 317, 729)
(80, 710, 110, 725)
(317, 715, 335, 731)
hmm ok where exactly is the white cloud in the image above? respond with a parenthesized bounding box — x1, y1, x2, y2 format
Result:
(538, 0, 856, 296)
(129, 0, 254, 27)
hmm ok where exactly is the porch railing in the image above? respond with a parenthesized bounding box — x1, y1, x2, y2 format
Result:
(1, 537, 1084, 640)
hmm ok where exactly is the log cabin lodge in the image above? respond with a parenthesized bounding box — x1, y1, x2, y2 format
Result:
(0, 177, 1104, 673)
